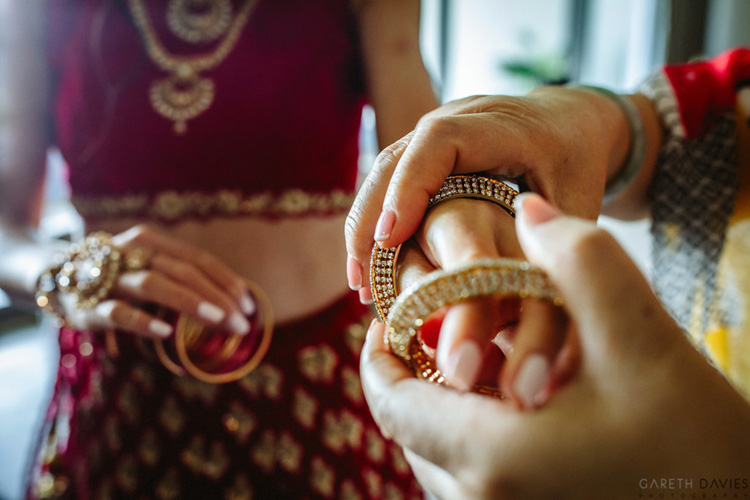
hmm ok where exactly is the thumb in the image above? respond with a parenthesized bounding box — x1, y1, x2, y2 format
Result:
(514, 193, 679, 360)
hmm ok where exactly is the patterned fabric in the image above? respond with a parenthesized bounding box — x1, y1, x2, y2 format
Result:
(640, 48, 750, 398)
(28, 294, 423, 499)
(47, 0, 366, 220)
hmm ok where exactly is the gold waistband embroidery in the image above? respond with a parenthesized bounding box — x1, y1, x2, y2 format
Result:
(72, 189, 356, 220)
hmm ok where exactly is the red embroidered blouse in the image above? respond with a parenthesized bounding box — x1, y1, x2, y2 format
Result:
(47, 0, 367, 220)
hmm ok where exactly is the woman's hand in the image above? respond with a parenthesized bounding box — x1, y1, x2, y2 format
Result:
(398, 197, 577, 408)
(345, 86, 632, 297)
(60, 224, 255, 339)
(361, 194, 750, 500)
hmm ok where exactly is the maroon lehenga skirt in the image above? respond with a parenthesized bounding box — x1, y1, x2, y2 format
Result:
(27, 293, 423, 499)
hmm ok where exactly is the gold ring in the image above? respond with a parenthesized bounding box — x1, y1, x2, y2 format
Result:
(371, 175, 519, 322)
(387, 258, 561, 396)
(123, 248, 151, 272)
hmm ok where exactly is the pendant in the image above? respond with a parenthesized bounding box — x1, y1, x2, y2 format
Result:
(149, 75, 215, 134)
(167, 0, 233, 44)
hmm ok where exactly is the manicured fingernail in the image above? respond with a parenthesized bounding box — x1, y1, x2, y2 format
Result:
(148, 319, 173, 338)
(514, 353, 550, 409)
(445, 341, 481, 391)
(347, 256, 363, 291)
(374, 210, 396, 241)
(228, 312, 251, 335)
(492, 327, 516, 356)
(359, 287, 373, 305)
(516, 193, 561, 226)
(197, 302, 226, 323)
(240, 293, 256, 316)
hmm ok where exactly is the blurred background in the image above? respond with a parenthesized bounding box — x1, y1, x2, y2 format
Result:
(1, 1, 749, 498)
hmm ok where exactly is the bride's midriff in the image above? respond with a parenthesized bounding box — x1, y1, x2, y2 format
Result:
(87, 213, 351, 325)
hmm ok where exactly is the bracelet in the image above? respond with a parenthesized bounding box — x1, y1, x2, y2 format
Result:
(388, 259, 561, 398)
(370, 175, 558, 398)
(35, 256, 68, 327)
(567, 84, 646, 204)
(370, 175, 519, 322)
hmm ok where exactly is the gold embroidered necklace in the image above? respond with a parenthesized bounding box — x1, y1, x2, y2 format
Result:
(167, 0, 233, 44)
(127, 0, 257, 134)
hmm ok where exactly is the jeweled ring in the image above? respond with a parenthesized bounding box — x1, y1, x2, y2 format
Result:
(123, 248, 151, 272)
(387, 258, 561, 397)
(371, 175, 519, 322)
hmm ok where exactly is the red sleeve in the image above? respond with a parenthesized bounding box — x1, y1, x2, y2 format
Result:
(664, 47, 750, 139)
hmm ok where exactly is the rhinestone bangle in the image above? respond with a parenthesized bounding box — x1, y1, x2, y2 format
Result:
(370, 175, 520, 322)
(388, 258, 562, 397)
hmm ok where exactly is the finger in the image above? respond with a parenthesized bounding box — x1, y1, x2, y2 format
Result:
(345, 135, 412, 294)
(402, 448, 462, 500)
(72, 300, 173, 339)
(114, 270, 249, 333)
(114, 225, 254, 314)
(378, 102, 542, 249)
(500, 300, 567, 410)
(515, 193, 681, 361)
(150, 253, 250, 334)
(360, 319, 515, 472)
(418, 200, 521, 390)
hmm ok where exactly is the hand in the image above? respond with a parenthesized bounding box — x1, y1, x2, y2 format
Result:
(346, 86, 630, 295)
(361, 194, 750, 500)
(60, 224, 255, 339)
(398, 197, 578, 408)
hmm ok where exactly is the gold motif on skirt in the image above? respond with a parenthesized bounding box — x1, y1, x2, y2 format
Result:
(224, 473, 254, 500)
(138, 428, 162, 466)
(384, 482, 407, 500)
(156, 467, 182, 500)
(293, 387, 319, 429)
(250, 429, 303, 474)
(298, 344, 338, 383)
(174, 375, 219, 404)
(181, 435, 208, 474)
(310, 456, 336, 499)
(239, 363, 283, 400)
(104, 414, 123, 452)
(345, 320, 369, 356)
(362, 467, 383, 499)
(341, 479, 365, 500)
(116, 381, 140, 424)
(222, 401, 257, 444)
(321, 409, 364, 454)
(205, 441, 231, 480)
(131, 362, 156, 394)
(158, 395, 187, 436)
(390, 444, 411, 475)
(341, 366, 364, 404)
(114, 454, 139, 493)
(365, 428, 387, 464)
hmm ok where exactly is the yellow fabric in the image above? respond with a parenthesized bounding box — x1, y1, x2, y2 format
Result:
(707, 96, 750, 398)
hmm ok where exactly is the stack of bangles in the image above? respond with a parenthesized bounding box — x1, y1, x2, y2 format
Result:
(370, 175, 562, 398)
(35, 232, 273, 384)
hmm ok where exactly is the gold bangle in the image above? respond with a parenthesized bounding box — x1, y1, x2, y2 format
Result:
(155, 279, 274, 384)
(387, 258, 561, 397)
(370, 175, 519, 322)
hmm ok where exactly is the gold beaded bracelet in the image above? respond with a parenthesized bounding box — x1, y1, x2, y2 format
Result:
(371, 175, 519, 322)
(370, 175, 561, 398)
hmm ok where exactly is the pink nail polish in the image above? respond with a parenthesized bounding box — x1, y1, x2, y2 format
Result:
(514, 353, 550, 409)
(374, 210, 396, 241)
(359, 287, 373, 305)
(516, 193, 561, 226)
(445, 342, 481, 391)
(347, 256, 363, 291)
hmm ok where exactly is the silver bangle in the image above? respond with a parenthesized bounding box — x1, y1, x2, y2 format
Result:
(567, 84, 646, 204)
